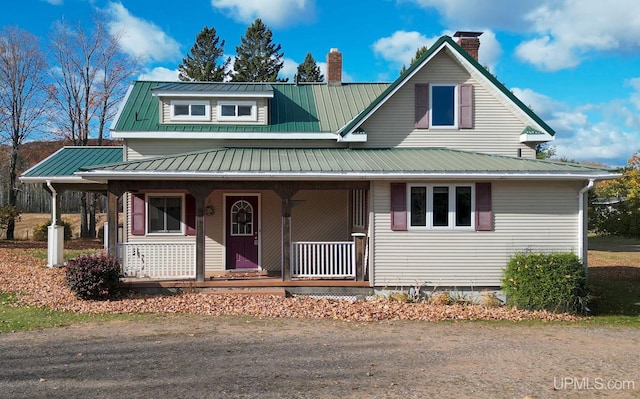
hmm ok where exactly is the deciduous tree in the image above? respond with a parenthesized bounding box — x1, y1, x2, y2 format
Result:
(48, 15, 137, 237)
(0, 26, 48, 240)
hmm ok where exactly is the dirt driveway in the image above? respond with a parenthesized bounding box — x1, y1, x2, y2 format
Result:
(0, 316, 637, 399)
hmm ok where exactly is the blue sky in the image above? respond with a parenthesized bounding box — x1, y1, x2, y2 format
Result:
(3, 0, 640, 167)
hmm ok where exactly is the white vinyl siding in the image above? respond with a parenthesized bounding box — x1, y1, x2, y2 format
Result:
(124, 139, 343, 161)
(359, 51, 536, 159)
(371, 180, 581, 287)
(160, 97, 267, 125)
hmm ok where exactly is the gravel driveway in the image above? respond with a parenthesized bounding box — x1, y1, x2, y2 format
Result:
(1, 316, 638, 399)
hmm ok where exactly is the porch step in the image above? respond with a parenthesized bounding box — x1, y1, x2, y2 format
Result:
(200, 288, 287, 297)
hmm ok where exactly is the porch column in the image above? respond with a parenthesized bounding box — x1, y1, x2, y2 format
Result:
(107, 182, 126, 259)
(44, 181, 63, 267)
(275, 183, 300, 281)
(188, 185, 214, 282)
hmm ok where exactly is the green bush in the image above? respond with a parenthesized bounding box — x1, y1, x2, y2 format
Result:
(502, 252, 588, 314)
(65, 253, 121, 300)
(33, 220, 73, 241)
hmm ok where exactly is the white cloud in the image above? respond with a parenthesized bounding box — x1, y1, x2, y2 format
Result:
(104, 2, 181, 63)
(516, 1, 640, 70)
(372, 31, 435, 67)
(372, 30, 501, 74)
(513, 87, 639, 166)
(280, 58, 298, 81)
(42, 0, 63, 5)
(407, 0, 539, 31)
(554, 124, 639, 166)
(627, 78, 640, 110)
(211, 0, 315, 28)
(137, 67, 179, 81)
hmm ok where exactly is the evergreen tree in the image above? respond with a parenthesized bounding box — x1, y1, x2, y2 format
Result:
(232, 19, 285, 82)
(179, 26, 230, 82)
(399, 45, 429, 76)
(296, 52, 323, 82)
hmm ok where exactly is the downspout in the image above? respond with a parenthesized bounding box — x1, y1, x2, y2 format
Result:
(578, 179, 595, 265)
(46, 180, 57, 226)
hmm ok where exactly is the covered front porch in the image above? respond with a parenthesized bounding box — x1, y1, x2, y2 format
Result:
(105, 179, 370, 284)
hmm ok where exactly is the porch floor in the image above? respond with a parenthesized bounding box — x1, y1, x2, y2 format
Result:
(120, 277, 370, 289)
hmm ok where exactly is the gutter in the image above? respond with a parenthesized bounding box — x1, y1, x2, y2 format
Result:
(578, 179, 595, 264)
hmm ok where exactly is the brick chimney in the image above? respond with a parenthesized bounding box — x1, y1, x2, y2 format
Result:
(327, 48, 342, 86)
(454, 31, 482, 61)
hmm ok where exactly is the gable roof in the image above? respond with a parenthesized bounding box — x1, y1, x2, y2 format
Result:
(20, 146, 124, 184)
(76, 147, 615, 181)
(112, 81, 389, 135)
(339, 35, 555, 137)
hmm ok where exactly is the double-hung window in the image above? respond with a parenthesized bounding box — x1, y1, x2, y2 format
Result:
(170, 100, 210, 121)
(217, 101, 257, 121)
(148, 195, 183, 234)
(415, 83, 473, 129)
(431, 85, 456, 127)
(408, 184, 474, 229)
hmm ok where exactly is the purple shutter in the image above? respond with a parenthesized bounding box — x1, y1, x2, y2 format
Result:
(131, 193, 145, 236)
(185, 194, 196, 236)
(459, 84, 473, 129)
(415, 84, 429, 128)
(475, 182, 492, 231)
(390, 183, 407, 231)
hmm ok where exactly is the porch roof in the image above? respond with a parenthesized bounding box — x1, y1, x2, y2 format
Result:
(76, 147, 617, 181)
(20, 146, 124, 184)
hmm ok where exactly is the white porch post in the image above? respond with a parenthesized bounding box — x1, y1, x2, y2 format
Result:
(46, 180, 64, 267)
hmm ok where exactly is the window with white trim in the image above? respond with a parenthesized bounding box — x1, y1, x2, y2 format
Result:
(217, 101, 257, 121)
(170, 100, 210, 121)
(430, 84, 457, 127)
(408, 184, 474, 229)
(147, 195, 183, 234)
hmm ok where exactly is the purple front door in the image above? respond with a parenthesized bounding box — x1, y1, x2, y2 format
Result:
(226, 195, 259, 269)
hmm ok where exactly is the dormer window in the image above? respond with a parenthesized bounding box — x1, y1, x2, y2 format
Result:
(170, 100, 210, 121)
(217, 101, 257, 122)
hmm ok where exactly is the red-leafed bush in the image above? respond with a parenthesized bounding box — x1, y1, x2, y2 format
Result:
(65, 253, 121, 300)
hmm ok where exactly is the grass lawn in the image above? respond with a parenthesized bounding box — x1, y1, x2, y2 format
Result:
(585, 236, 640, 325)
(1, 235, 639, 332)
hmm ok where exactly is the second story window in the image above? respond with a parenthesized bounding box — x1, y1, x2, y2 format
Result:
(170, 100, 210, 121)
(217, 101, 257, 122)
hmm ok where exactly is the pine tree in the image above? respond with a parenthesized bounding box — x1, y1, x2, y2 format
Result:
(399, 45, 429, 76)
(296, 52, 324, 83)
(232, 19, 285, 82)
(179, 26, 230, 82)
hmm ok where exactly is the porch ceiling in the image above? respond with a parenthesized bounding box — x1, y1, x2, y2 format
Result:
(76, 147, 617, 181)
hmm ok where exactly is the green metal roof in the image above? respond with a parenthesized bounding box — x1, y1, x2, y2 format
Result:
(78, 147, 614, 179)
(340, 36, 556, 137)
(151, 82, 274, 96)
(113, 81, 388, 133)
(20, 146, 124, 181)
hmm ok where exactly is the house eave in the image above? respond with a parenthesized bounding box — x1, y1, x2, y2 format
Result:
(111, 131, 339, 140)
(19, 175, 104, 185)
(75, 170, 620, 181)
(520, 133, 555, 143)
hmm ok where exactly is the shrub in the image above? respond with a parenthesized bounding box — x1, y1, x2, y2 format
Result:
(33, 219, 73, 241)
(65, 253, 121, 300)
(502, 252, 588, 313)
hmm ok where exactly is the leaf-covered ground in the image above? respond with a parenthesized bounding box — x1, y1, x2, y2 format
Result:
(0, 246, 580, 322)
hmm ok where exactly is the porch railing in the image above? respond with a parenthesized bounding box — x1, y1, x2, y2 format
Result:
(117, 242, 196, 279)
(291, 241, 355, 279)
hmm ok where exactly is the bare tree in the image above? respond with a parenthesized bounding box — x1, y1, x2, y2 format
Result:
(48, 15, 137, 237)
(0, 26, 49, 240)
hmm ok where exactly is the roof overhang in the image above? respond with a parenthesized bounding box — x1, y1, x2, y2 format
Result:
(519, 126, 555, 143)
(110, 131, 340, 140)
(151, 90, 274, 98)
(76, 170, 620, 182)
